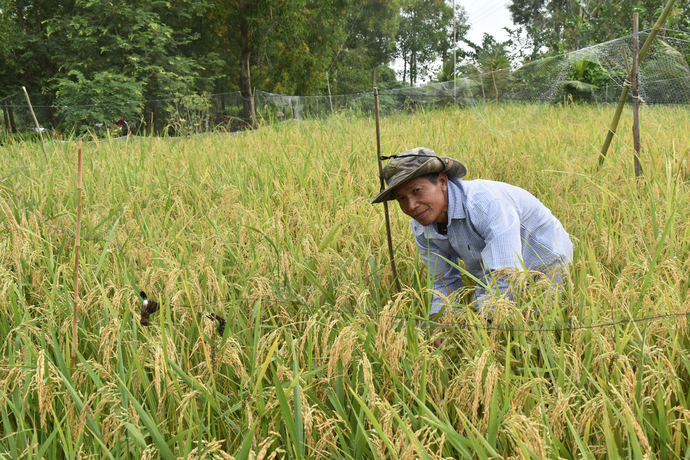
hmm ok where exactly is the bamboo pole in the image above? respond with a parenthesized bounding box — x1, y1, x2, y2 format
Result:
(71, 139, 84, 371)
(22, 87, 49, 163)
(621, 45, 631, 76)
(373, 87, 401, 292)
(632, 13, 644, 178)
(326, 72, 334, 113)
(599, 0, 677, 164)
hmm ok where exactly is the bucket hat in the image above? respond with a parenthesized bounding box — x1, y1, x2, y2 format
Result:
(370, 147, 467, 204)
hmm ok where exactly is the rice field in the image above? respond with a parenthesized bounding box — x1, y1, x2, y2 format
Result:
(1, 103, 690, 459)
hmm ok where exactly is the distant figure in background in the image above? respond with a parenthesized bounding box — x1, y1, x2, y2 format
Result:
(371, 147, 573, 327)
(114, 116, 130, 136)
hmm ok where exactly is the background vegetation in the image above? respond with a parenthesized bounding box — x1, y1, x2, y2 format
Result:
(1, 104, 689, 458)
(2, 0, 690, 131)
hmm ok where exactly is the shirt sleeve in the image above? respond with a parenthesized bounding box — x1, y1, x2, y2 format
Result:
(471, 199, 523, 309)
(415, 232, 464, 315)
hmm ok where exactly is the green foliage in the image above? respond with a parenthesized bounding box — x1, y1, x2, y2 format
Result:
(344, 0, 402, 78)
(209, 0, 346, 96)
(0, 0, 65, 98)
(397, 0, 468, 85)
(560, 59, 612, 100)
(453, 34, 512, 100)
(1, 0, 221, 129)
(54, 70, 144, 133)
(45, 0, 219, 97)
(508, 0, 690, 56)
(0, 0, 20, 58)
(641, 39, 690, 103)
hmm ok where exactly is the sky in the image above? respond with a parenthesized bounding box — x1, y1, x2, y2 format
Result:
(394, 0, 515, 83)
(462, 0, 513, 46)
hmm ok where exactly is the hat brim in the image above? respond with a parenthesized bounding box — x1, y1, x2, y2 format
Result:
(370, 156, 467, 204)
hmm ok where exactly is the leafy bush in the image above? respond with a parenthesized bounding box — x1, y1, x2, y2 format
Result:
(55, 70, 144, 133)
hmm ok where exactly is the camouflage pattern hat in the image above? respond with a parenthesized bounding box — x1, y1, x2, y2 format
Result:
(370, 147, 467, 204)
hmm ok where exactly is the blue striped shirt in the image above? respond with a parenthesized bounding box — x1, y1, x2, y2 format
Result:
(412, 179, 573, 314)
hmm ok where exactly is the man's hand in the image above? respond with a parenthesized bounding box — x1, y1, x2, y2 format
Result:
(433, 335, 444, 348)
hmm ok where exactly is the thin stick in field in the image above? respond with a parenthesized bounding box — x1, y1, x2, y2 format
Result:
(71, 139, 83, 371)
(373, 87, 401, 292)
(22, 86, 49, 163)
(632, 13, 644, 178)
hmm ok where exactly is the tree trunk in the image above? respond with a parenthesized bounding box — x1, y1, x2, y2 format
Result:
(239, 6, 256, 129)
(2, 106, 9, 133)
(49, 106, 59, 130)
(372, 66, 378, 88)
(8, 106, 17, 133)
(410, 50, 415, 86)
(402, 53, 407, 84)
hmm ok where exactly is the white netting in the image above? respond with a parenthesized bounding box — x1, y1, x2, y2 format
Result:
(1, 32, 689, 138)
(256, 32, 690, 131)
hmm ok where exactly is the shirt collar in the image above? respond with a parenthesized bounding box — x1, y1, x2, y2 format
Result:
(447, 179, 466, 222)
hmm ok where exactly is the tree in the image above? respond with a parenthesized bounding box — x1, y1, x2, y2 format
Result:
(435, 1, 471, 82)
(209, 0, 348, 124)
(343, 0, 402, 87)
(0, 0, 20, 131)
(560, 59, 608, 101)
(397, 0, 456, 86)
(509, 0, 690, 54)
(461, 34, 512, 101)
(507, 0, 572, 53)
(0, 0, 70, 131)
(0, 0, 222, 133)
(0, 0, 20, 60)
(44, 0, 220, 131)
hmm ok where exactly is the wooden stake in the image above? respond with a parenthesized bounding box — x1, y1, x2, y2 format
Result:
(374, 87, 401, 292)
(599, 0, 677, 164)
(632, 13, 644, 178)
(326, 72, 334, 113)
(71, 139, 84, 371)
(22, 87, 49, 163)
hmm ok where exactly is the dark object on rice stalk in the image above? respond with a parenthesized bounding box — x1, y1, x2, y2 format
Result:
(139, 291, 160, 326)
(208, 313, 226, 336)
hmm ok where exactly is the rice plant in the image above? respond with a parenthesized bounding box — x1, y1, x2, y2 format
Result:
(1, 104, 689, 459)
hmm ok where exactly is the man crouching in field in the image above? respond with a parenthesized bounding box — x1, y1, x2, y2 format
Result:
(371, 147, 573, 344)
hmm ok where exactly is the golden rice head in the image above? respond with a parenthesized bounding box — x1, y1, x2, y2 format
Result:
(327, 325, 358, 381)
(34, 350, 51, 429)
(503, 412, 546, 459)
(217, 336, 248, 387)
(185, 438, 234, 460)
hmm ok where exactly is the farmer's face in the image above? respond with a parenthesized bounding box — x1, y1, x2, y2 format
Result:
(394, 173, 449, 226)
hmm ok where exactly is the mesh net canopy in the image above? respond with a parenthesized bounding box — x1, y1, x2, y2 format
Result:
(1, 32, 689, 139)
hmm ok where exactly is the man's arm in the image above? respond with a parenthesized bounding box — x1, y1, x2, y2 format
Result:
(415, 234, 464, 315)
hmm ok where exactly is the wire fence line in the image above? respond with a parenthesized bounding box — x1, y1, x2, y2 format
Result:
(1, 32, 690, 139)
(138, 295, 690, 335)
